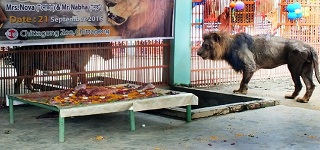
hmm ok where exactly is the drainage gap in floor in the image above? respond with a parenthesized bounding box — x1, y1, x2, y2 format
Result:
(150, 86, 279, 119)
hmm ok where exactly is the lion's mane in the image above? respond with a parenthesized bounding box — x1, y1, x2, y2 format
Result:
(204, 32, 254, 72)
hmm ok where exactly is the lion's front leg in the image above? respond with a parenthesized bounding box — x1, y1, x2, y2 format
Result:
(233, 71, 254, 95)
(233, 82, 248, 94)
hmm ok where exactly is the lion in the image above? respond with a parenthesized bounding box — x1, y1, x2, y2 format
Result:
(10, 43, 113, 94)
(197, 31, 320, 103)
(104, 0, 174, 38)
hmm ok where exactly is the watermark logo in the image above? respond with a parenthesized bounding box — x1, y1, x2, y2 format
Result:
(5, 28, 18, 40)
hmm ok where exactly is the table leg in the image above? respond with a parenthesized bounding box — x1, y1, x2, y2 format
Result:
(59, 114, 65, 142)
(186, 105, 192, 122)
(129, 110, 135, 131)
(9, 98, 14, 124)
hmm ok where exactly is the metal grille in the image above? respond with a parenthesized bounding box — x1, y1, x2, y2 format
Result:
(232, 0, 255, 25)
(0, 40, 170, 106)
(278, 0, 320, 53)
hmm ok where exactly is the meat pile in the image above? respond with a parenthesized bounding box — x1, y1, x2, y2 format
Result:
(59, 84, 156, 98)
(76, 87, 117, 97)
(59, 84, 117, 97)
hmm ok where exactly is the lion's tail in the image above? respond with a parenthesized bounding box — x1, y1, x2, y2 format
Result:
(311, 48, 320, 84)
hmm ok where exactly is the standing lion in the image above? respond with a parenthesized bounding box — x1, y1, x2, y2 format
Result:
(197, 31, 320, 103)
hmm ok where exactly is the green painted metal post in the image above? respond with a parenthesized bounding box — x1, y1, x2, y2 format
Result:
(59, 114, 65, 142)
(186, 105, 192, 122)
(9, 98, 14, 124)
(129, 110, 135, 131)
(170, 0, 192, 86)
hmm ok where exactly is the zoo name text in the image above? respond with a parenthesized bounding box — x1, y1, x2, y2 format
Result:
(20, 29, 110, 38)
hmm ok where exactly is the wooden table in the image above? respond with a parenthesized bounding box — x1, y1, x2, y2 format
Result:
(8, 88, 198, 142)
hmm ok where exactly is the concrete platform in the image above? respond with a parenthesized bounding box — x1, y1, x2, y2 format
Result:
(1, 104, 320, 150)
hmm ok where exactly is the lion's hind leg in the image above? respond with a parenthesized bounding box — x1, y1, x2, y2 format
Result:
(24, 68, 38, 92)
(296, 62, 315, 103)
(14, 78, 23, 94)
(285, 64, 303, 99)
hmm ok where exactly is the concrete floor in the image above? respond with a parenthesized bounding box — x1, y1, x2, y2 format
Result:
(1, 105, 320, 150)
(1, 78, 320, 150)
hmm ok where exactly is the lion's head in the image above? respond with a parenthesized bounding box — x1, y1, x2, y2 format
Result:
(197, 32, 229, 60)
(105, 0, 173, 38)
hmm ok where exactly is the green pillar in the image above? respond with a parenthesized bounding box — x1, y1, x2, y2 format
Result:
(170, 0, 192, 86)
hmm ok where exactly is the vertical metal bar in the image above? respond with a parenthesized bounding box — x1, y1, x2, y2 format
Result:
(146, 41, 149, 83)
(129, 110, 135, 131)
(9, 97, 14, 124)
(153, 41, 156, 84)
(59, 114, 65, 142)
(186, 105, 192, 122)
(125, 41, 128, 82)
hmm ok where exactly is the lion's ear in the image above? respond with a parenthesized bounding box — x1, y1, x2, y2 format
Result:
(202, 33, 210, 40)
(211, 33, 221, 43)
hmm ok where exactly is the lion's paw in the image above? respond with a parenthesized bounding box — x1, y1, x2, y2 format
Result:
(296, 98, 309, 103)
(233, 90, 247, 95)
(284, 94, 296, 99)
